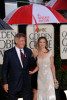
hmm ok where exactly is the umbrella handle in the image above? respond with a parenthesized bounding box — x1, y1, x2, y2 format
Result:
(33, 15, 38, 33)
(33, 24, 36, 48)
(32, 15, 38, 48)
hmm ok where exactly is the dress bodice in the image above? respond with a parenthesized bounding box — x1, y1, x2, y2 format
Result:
(38, 51, 53, 70)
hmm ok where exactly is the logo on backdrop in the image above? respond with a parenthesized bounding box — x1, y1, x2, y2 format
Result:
(0, 30, 16, 64)
(26, 24, 54, 53)
(60, 25, 67, 59)
(62, 31, 67, 52)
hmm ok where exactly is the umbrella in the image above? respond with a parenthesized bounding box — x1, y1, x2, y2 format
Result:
(4, 4, 67, 25)
(0, 18, 12, 30)
(3, 4, 67, 48)
(45, 0, 67, 10)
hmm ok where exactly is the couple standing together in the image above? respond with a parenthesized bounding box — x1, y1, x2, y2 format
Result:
(2, 33, 58, 100)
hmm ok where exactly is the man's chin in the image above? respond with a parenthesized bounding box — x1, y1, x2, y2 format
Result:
(21, 46, 25, 48)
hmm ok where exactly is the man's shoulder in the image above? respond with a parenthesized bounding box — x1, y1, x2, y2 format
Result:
(4, 47, 15, 54)
(25, 47, 32, 52)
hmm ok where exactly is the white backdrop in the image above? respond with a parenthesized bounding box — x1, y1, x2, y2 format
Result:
(0, 30, 16, 64)
(26, 24, 54, 53)
(60, 25, 67, 59)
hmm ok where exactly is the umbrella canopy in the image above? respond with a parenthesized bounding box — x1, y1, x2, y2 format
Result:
(45, 0, 67, 10)
(4, 4, 67, 25)
(0, 18, 12, 30)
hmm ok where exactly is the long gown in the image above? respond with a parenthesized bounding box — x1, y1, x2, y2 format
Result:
(37, 51, 56, 100)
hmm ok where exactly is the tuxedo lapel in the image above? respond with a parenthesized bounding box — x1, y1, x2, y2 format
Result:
(13, 47, 22, 69)
(23, 47, 27, 66)
(13, 47, 28, 69)
(23, 47, 26, 57)
(23, 47, 26, 61)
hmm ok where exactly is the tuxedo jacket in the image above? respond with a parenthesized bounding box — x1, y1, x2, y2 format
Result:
(2, 47, 35, 92)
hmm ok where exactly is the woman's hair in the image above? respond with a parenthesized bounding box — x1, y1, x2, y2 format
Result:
(37, 37, 49, 52)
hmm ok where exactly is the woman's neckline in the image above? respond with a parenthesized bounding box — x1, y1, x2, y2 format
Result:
(41, 49, 49, 53)
(38, 51, 50, 60)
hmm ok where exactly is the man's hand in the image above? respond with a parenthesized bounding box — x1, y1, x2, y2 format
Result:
(3, 84, 8, 93)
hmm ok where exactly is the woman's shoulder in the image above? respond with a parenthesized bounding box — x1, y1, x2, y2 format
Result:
(49, 50, 54, 57)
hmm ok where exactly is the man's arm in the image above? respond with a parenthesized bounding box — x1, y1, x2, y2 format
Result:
(2, 51, 9, 92)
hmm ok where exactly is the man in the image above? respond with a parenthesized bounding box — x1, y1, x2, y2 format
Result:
(2, 33, 35, 100)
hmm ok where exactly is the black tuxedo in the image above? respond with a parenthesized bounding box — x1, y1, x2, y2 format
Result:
(2, 47, 35, 100)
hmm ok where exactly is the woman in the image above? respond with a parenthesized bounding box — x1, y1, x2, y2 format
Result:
(29, 37, 58, 100)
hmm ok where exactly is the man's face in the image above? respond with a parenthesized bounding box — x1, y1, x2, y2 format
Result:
(15, 37, 25, 49)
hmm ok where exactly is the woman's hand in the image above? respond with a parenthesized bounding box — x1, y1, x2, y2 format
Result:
(54, 79, 58, 83)
(33, 48, 38, 58)
(54, 79, 59, 89)
(29, 71, 34, 75)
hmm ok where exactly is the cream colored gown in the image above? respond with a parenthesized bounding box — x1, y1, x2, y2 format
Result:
(37, 51, 56, 100)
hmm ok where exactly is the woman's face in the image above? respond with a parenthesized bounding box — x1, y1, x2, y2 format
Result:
(38, 38, 46, 49)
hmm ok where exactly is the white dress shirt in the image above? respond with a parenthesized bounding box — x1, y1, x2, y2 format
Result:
(15, 46, 24, 68)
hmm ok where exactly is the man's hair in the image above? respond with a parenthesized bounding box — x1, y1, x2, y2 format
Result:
(14, 33, 25, 41)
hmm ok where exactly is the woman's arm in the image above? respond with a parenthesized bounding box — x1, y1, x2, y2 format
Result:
(29, 61, 39, 74)
(33, 48, 38, 58)
(50, 55, 58, 83)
